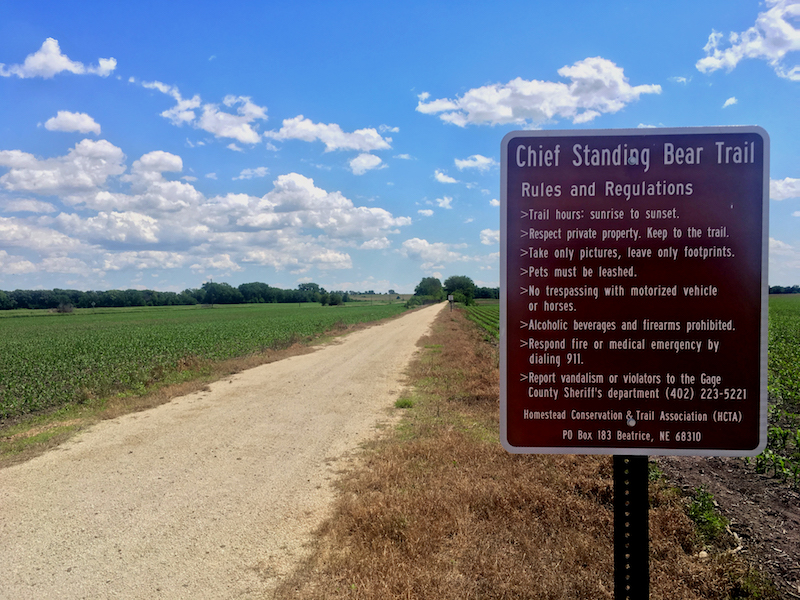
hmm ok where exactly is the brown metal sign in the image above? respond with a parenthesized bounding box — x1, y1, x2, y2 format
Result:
(500, 127, 768, 456)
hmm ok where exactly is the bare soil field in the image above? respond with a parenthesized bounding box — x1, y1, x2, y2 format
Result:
(0, 302, 446, 599)
(659, 455, 800, 598)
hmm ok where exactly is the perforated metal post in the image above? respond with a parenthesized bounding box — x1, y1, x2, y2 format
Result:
(614, 455, 649, 600)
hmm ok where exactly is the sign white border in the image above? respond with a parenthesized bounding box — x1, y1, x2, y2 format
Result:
(500, 126, 769, 456)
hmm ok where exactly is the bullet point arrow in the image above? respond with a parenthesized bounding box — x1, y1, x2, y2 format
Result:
(520, 320, 529, 329)
(521, 210, 530, 219)
(520, 287, 529, 295)
(520, 372, 530, 382)
(520, 267, 529, 277)
(520, 248, 529, 258)
(520, 339, 529, 348)
(520, 230, 529, 239)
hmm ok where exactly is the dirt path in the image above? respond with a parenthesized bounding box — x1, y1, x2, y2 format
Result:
(0, 303, 446, 600)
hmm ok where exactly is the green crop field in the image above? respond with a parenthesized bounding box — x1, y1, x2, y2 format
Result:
(768, 294, 800, 405)
(465, 303, 500, 339)
(760, 294, 800, 485)
(0, 302, 407, 419)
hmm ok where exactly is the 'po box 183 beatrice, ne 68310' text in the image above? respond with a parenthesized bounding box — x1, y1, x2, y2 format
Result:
(500, 127, 768, 456)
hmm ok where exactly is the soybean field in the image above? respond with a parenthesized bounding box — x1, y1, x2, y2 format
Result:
(465, 303, 500, 339)
(0, 303, 406, 419)
(759, 294, 800, 486)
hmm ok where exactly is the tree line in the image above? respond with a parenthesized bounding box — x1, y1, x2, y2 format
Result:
(0, 281, 356, 311)
(0, 275, 500, 311)
(769, 285, 800, 294)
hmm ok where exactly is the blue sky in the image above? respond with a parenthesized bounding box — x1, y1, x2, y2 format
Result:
(0, 0, 798, 293)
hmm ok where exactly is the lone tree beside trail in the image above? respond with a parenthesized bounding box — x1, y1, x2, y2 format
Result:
(414, 277, 444, 300)
(444, 275, 476, 306)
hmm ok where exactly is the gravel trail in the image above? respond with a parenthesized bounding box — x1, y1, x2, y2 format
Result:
(0, 302, 445, 599)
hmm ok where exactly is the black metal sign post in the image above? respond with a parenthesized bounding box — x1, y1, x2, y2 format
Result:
(614, 456, 649, 600)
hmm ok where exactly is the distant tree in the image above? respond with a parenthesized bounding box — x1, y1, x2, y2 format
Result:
(239, 282, 278, 303)
(201, 282, 244, 305)
(414, 277, 444, 299)
(329, 292, 343, 306)
(298, 282, 320, 293)
(177, 291, 199, 305)
(475, 286, 500, 299)
(9, 289, 33, 309)
(388, 289, 396, 295)
(444, 275, 476, 305)
(297, 282, 322, 303)
(123, 289, 147, 307)
(99, 289, 125, 307)
(444, 275, 475, 295)
(0, 290, 15, 309)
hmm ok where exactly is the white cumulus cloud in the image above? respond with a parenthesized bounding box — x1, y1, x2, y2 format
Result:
(3, 198, 57, 213)
(0, 38, 116, 79)
(44, 111, 101, 135)
(266, 115, 392, 152)
(455, 154, 497, 172)
(769, 237, 800, 283)
(480, 229, 500, 245)
(198, 96, 266, 144)
(435, 196, 453, 209)
(696, 0, 800, 81)
(56, 211, 161, 244)
(233, 166, 269, 180)
(400, 237, 467, 270)
(0, 216, 93, 254)
(360, 237, 391, 250)
(0, 134, 413, 283)
(0, 249, 36, 274)
(0, 139, 126, 195)
(236, 173, 411, 240)
(349, 153, 384, 175)
(417, 56, 661, 126)
(141, 82, 267, 144)
(434, 169, 458, 183)
(723, 97, 738, 108)
(103, 251, 189, 272)
(190, 253, 243, 273)
(771, 177, 800, 200)
(143, 80, 202, 125)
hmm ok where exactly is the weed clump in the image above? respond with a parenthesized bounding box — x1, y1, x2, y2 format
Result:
(394, 398, 414, 409)
(687, 486, 729, 546)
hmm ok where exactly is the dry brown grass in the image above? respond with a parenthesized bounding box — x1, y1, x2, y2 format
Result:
(274, 309, 776, 600)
